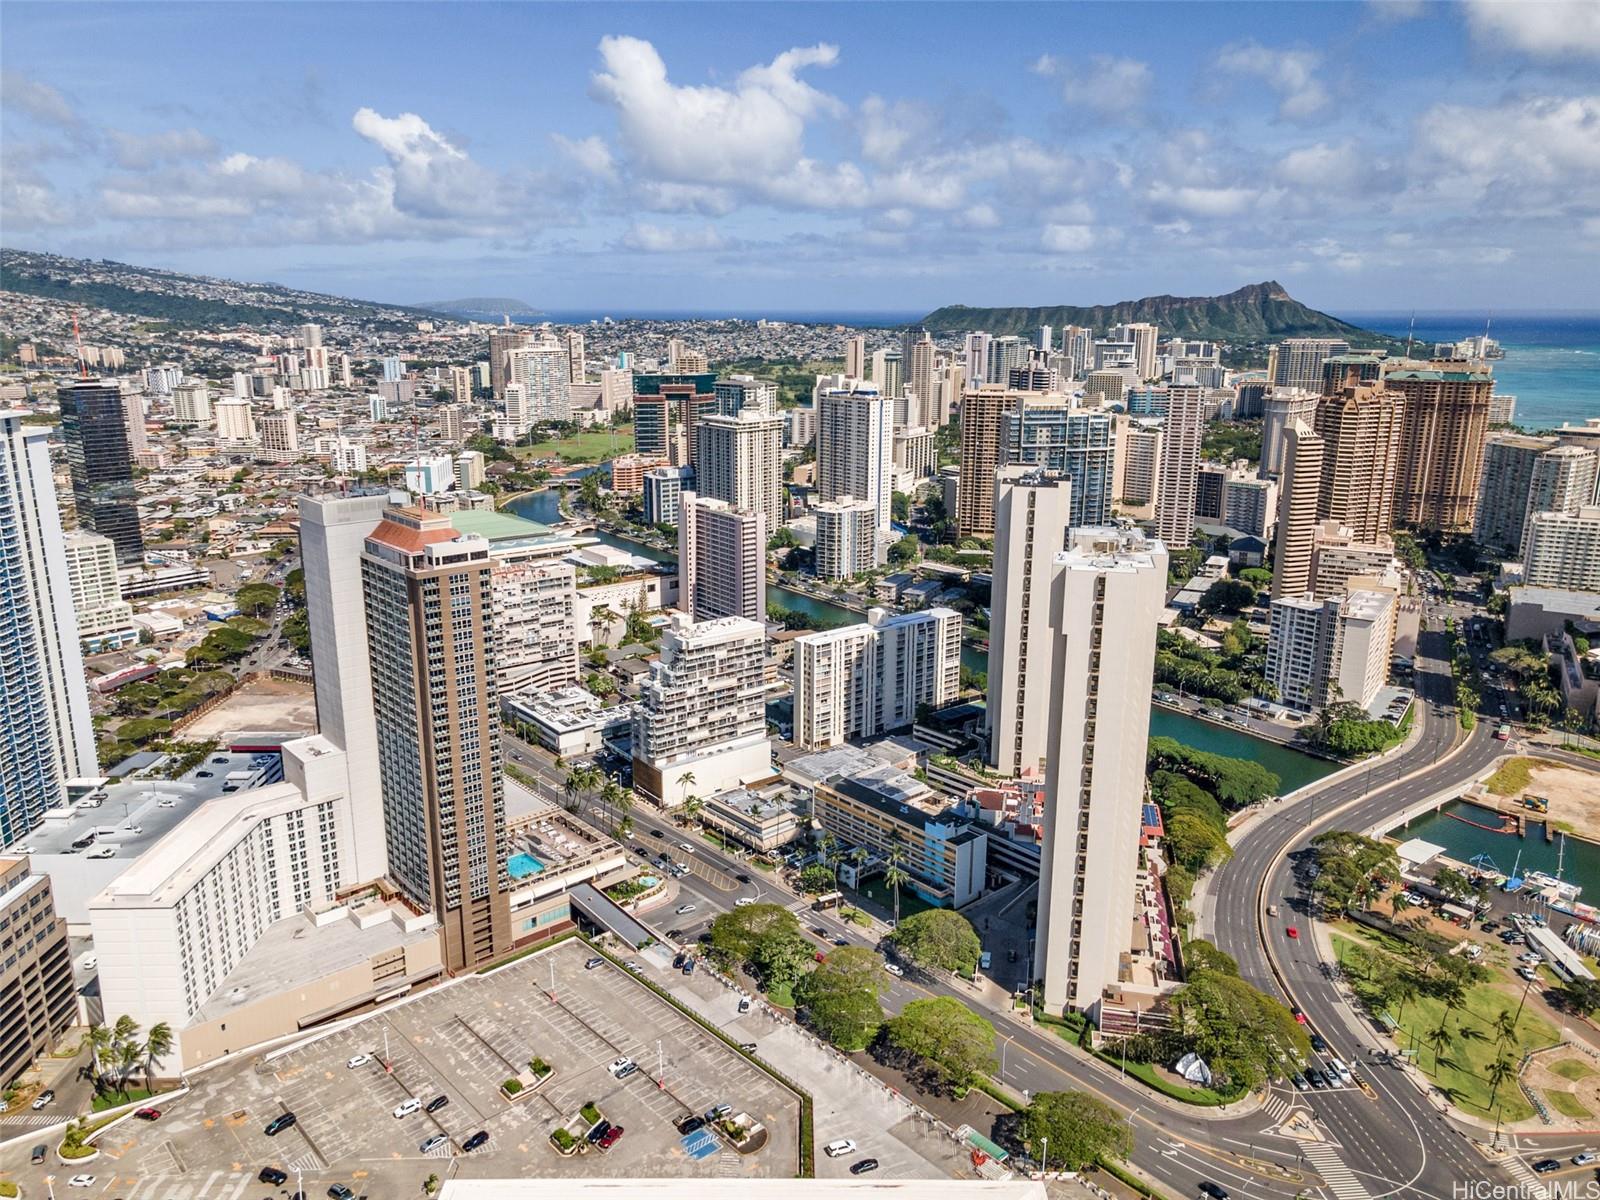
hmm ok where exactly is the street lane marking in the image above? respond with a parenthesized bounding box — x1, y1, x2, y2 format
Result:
(1303, 1143, 1374, 1200)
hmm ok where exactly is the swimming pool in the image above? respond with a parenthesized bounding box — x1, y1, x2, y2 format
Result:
(508, 852, 546, 880)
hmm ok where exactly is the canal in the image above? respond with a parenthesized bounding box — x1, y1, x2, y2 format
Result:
(1390, 800, 1600, 904)
(503, 488, 1339, 786)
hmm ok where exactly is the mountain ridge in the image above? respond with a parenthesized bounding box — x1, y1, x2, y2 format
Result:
(922, 281, 1405, 349)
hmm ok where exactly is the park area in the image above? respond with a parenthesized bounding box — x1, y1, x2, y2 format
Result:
(1332, 930, 1556, 1122)
(513, 424, 633, 464)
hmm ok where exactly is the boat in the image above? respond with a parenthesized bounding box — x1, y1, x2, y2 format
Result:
(1524, 871, 1582, 903)
(1502, 849, 1525, 893)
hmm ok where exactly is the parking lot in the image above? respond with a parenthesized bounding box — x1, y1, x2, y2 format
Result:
(0, 939, 801, 1197)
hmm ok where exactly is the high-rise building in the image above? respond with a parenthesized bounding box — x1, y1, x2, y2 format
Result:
(813, 496, 881, 581)
(1037, 527, 1167, 1015)
(1313, 378, 1404, 542)
(957, 385, 1014, 539)
(1223, 475, 1278, 540)
(0, 412, 99, 840)
(1260, 388, 1319, 477)
(678, 493, 766, 623)
(258, 410, 299, 463)
(643, 464, 694, 526)
(1309, 522, 1403, 600)
(713, 375, 778, 417)
(871, 349, 903, 405)
(1112, 322, 1159, 382)
(215, 397, 256, 443)
(986, 468, 1072, 777)
(1319, 353, 1385, 395)
(172, 383, 212, 426)
(1194, 463, 1228, 523)
(1271, 417, 1325, 599)
(844, 335, 866, 381)
(893, 426, 936, 480)
(1520, 446, 1599, 557)
(1154, 384, 1205, 548)
(1000, 399, 1116, 530)
(299, 491, 393, 884)
(122, 393, 149, 456)
(0, 855, 75, 1084)
(1386, 360, 1495, 532)
(362, 507, 512, 971)
(58, 380, 144, 564)
(454, 450, 487, 491)
(906, 331, 937, 428)
(62, 531, 137, 652)
(404, 455, 456, 496)
(817, 386, 894, 533)
(963, 333, 992, 390)
(632, 614, 771, 807)
(506, 338, 572, 423)
(488, 327, 533, 399)
(987, 336, 1029, 385)
(1116, 420, 1162, 513)
(634, 394, 671, 459)
(694, 408, 785, 534)
(436, 403, 465, 445)
(1271, 338, 1351, 394)
(565, 330, 586, 383)
(1474, 435, 1560, 553)
(488, 559, 579, 694)
(792, 606, 962, 749)
(449, 365, 473, 405)
(1266, 588, 1397, 712)
(1522, 506, 1600, 592)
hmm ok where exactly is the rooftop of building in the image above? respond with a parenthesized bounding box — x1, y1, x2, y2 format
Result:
(448, 509, 552, 541)
(782, 741, 922, 790)
(191, 898, 438, 1025)
(823, 775, 985, 844)
(1508, 587, 1600, 616)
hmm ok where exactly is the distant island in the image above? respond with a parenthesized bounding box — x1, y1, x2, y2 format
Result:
(415, 297, 541, 317)
(922, 281, 1407, 351)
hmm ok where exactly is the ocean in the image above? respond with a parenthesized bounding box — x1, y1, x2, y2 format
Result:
(1336, 311, 1600, 431)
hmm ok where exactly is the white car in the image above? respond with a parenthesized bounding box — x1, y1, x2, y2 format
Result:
(734, 897, 756, 907)
(883, 962, 904, 977)
(1574, 1151, 1600, 1167)
(347, 1053, 372, 1069)
(609, 1057, 636, 1077)
(676, 904, 697, 915)
(393, 1098, 422, 1118)
(79, 955, 98, 971)
(9, 844, 34, 854)
(86, 846, 117, 859)
(69, 1176, 97, 1188)
(1519, 966, 1540, 981)
(824, 1139, 858, 1158)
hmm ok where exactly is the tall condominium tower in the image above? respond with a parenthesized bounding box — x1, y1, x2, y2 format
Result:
(906, 331, 937, 428)
(1313, 378, 1404, 542)
(1000, 399, 1116, 530)
(1474, 435, 1560, 553)
(362, 507, 512, 971)
(1037, 527, 1167, 1015)
(844, 335, 866, 381)
(813, 496, 880, 581)
(632, 614, 771, 807)
(963, 333, 992, 390)
(986, 468, 1072, 777)
(1521, 446, 1599, 559)
(1523, 506, 1600, 592)
(488, 559, 580, 694)
(1386, 360, 1495, 532)
(487, 326, 533, 399)
(1271, 338, 1351, 394)
(0, 412, 98, 842)
(792, 607, 962, 750)
(1112, 322, 1159, 382)
(506, 338, 572, 423)
(1154, 384, 1204, 548)
(816, 386, 893, 533)
(1271, 418, 1325, 599)
(58, 380, 144, 564)
(678, 493, 766, 623)
(62, 531, 136, 652)
(1260, 388, 1319, 477)
(870, 349, 903, 404)
(694, 408, 785, 534)
(957, 385, 1016, 539)
(712, 375, 778, 417)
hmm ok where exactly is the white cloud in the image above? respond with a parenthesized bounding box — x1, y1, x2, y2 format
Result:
(1275, 140, 1357, 187)
(1034, 54, 1151, 118)
(1041, 223, 1095, 253)
(352, 107, 510, 220)
(958, 203, 1000, 229)
(1, 72, 81, 128)
(1464, 0, 1600, 59)
(1147, 182, 1258, 218)
(0, 162, 72, 228)
(552, 133, 616, 180)
(637, 181, 735, 216)
(1416, 95, 1600, 188)
(619, 222, 726, 253)
(858, 95, 933, 167)
(108, 127, 217, 169)
(1214, 41, 1330, 122)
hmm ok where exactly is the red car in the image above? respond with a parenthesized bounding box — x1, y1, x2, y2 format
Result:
(598, 1124, 625, 1150)
(1285, 926, 1299, 939)
(134, 1107, 161, 1121)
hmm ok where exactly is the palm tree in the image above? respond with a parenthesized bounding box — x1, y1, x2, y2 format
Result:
(1486, 1052, 1517, 1110)
(1426, 1019, 1456, 1072)
(817, 831, 838, 877)
(603, 779, 632, 834)
(677, 771, 698, 815)
(85, 1024, 112, 1094)
(143, 1023, 173, 1091)
(681, 795, 703, 826)
(1493, 1010, 1518, 1051)
(883, 842, 909, 929)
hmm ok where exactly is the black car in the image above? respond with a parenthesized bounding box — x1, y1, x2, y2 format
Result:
(1198, 1184, 1230, 1200)
(850, 1159, 880, 1175)
(425, 1095, 449, 1113)
(587, 1119, 613, 1145)
(30, 1145, 46, 1165)
(677, 1116, 705, 1135)
(328, 1186, 355, 1200)
(463, 1130, 490, 1152)
(1533, 1159, 1561, 1174)
(259, 1167, 289, 1185)
(736, 873, 751, 884)
(1309, 1033, 1328, 1053)
(264, 1112, 298, 1136)
(650, 830, 665, 838)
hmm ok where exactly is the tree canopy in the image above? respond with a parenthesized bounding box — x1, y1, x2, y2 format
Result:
(1310, 830, 1401, 914)
(707, 903, 812, 993)
(1019, 1091, 1133, 1170)
(883, 996, 995, 1093)
(793, 946, 885, 1050)
(1170, 968, 1310, 1089)
(889, 909, 982, 975)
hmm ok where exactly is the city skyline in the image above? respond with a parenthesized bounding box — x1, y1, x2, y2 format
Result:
(4, 1, 1598, 311)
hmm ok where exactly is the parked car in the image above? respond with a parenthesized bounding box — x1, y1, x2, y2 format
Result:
(682, 958, 695, 975)
(706, 1103, 733, 1121)
(30, 1145, 47, 1165)
(346, 1053, 372, 1069)
(738, 996, 753, 1013)
(135, 1106, 161, 1120)
(425, 1095, 449, 1113)
(825, 1139, 858, 1158)
(585, 957, 605, 970)
(677, 1115, 705, 1134)
(1533, 1159, 1561, 1174)
(739, 1042, 758, 1052)
(610, 1057, 637, 1077)
(676, 903, 697, 915)
(260, 1168, 289, 1185)
(615, 1062, 639, 1080)
(850, 1159, 880, 1175)
(420, 1135, 449, 1154)
(393, 1098, 422, 1119)
(264, 1112, 298, 1136)
(328, 1186, 355, 1200)
(587, 1120, 613, 1145)
(32, 1089, 55, 1110)
(883, 962, 904, 977)
(463, 1130, 490, 1152)
(68, 1176, 97, 1189)
(1309, 1033, 1328, 1053)
(598, 1125, 625, 1150)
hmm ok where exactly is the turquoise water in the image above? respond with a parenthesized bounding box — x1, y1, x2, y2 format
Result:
(1337, 312, 1599, 431)
(1148, 708, 1339, 794)
(1390, 799, 1600, 903)
(508, 852, 545, 879)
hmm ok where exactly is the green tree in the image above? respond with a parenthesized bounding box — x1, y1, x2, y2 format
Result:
(1019, 1091, 1133, 1170)
(883, 997, 995, 1093)
(1310, 830, 1402, 914)
(234, 582, 280, 617)
(883, 842, 909, 928)
(708, 903, 810, 993)
(1169, 969, 1311, 1089)
(797, 864, 838, 893)
(1182, 940, 1239, 976)
(1197, 578, 1257, 614)
(793, 946, 885, 1050)
(890, 909, 982, 975)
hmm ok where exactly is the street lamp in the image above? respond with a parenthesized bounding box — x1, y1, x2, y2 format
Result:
(1039, 1135, 1048, 1178)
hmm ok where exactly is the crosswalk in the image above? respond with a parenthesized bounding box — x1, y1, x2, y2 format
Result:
(1263, 1093, 1292, 1122)
(1303, 1143, 1374, 1200)
(122, 1170, 254, 1200)
(1500, 1155, 1555, 1200)
(0, 1113, 60, 1128)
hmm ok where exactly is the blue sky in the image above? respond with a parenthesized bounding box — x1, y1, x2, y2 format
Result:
(3, 1, 1598, 314)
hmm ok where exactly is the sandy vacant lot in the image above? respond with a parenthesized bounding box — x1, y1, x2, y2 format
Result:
(183, 675, 317, 737)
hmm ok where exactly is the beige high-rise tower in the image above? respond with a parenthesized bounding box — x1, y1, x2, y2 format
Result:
(1386, 360, 1494, 532)
(1154, 384, 1204, 548)
(362, 507, 513, 972)
(1313, 377, 1404, 542)
(1271, 418, 1325, 599)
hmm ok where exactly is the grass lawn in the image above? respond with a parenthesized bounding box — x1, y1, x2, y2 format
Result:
(512, 425, 633, 464)
(1547, 1089, 1593, 1119)
(91, 1086, 153, 1112)
(1550, 1058, 1597, 1081)
(1485, 757, 1534, 796)
(1333, 931, 1556, 1121)
(767, 981, 795, 1009)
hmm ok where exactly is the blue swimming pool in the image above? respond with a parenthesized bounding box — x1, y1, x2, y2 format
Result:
(508, 852, 546, 880)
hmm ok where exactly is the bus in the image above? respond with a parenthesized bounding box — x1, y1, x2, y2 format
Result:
(1495, 723, 1512, 741)
(811, 891, 844, 912)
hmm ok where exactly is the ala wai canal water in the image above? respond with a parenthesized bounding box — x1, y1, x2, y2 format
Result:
(504, 487, 1341, 793)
